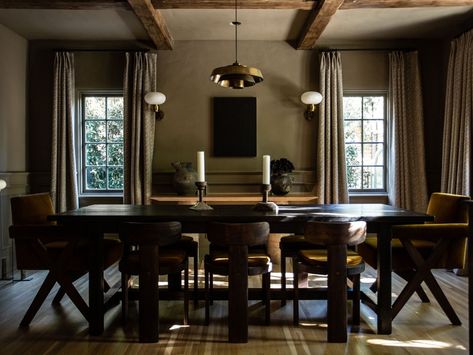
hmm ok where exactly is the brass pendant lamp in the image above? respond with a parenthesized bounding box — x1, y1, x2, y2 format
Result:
(210, 0, 263, 89)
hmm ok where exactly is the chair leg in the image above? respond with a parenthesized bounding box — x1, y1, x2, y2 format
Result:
(263, 272, 271, 325)
(121, 272, 129, 323)
(193, 253, 198, 307)
(209, 272, 214, 306)
(184, 263, 189, 325)
(352, 274, 361, 326)
(280, 252, 286, 307)
(293, 260, 299, 326)
(20, 272, 56, 327)
(204, 266, 210, 326)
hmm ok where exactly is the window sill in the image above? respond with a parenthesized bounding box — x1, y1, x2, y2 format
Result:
(349, 193, 389, 204)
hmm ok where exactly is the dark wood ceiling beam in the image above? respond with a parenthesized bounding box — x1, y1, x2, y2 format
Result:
(296, 0, 343, 49)
(341, 0, 473, 9)
(0, 0, 130, 9)
(127, 0, 174, 50)
(152, 0, 317, 10)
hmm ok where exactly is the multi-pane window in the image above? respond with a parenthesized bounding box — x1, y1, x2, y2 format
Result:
(81, 93, 124, 193)
(343, 94, 386, 192)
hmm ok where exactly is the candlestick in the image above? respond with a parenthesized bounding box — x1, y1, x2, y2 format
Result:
(262, 155, 270, 185)
(253, 183, 278, 213)
(190, 181, 213, 211)
(197, 151, 205, 182)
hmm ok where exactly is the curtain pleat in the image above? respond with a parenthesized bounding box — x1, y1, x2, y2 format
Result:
(316, 52, 348, 204)
(388, 51, 428, 211)
(441, 30, 472, 196)
(123, 52, 157, 205)
(51, 52, 78, 212)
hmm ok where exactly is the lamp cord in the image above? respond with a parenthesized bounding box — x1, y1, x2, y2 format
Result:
(234, 0, 238, 64)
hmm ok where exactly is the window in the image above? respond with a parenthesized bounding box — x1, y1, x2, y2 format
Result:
(343, 93, 386, 192)
(79, 92, 124, 194)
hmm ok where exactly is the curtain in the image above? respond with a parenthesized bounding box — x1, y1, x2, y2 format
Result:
(388, 51, 428, 211)
(123, 52, 157, 205)
(51, 52, 78, 212)
(441, 30, 473, 196)
(316, 51, 348, 204)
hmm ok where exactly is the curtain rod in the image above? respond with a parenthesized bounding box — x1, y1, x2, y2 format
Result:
(53, 49, 151, 53)
(319, 48, 416, 52)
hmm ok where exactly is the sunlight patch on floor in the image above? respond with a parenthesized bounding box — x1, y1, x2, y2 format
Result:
(367, 338, 467, 350)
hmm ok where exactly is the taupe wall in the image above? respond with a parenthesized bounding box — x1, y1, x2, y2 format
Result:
(0, 24, 28, 276)
(155, 41, 318, 173)
(0, 24, 27, 172)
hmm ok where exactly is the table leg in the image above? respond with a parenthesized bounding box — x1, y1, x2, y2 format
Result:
(377, 225, 393, 334)
(228, 244, 248, 343)
(327, 244, 347, 342)
(88, 229, 104, 335)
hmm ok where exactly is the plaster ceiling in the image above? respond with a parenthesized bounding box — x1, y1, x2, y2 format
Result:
(0, 5, 472, 43)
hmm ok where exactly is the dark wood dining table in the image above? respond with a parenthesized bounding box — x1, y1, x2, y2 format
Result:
(51, 203, 432, 342)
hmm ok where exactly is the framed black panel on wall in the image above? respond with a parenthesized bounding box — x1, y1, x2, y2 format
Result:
(213, 97, 257, 157)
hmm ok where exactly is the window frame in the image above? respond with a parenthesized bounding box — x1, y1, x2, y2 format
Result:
(343, 90, 388, 194)
(77, 90, 124, 197)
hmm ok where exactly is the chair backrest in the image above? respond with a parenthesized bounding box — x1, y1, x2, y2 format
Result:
(206, 222, 270, 247)
(10, 193, 55, 225)
(426, 192, 470, 223)
(304, 221, 367, 246)
(120, 222, 182, 247)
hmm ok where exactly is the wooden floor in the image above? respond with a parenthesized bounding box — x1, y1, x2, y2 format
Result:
(0, 262, 468, 355)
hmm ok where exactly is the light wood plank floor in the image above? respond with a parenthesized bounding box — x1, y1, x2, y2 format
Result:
(0, 262, 468, 354)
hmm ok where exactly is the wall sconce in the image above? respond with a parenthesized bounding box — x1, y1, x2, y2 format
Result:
(144, 91, 166, 120)
(301, 91, 323, 121)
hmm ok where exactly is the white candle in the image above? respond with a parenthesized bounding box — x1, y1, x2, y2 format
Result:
(197, 151, 205, 182)
(262, 155, 270, 185)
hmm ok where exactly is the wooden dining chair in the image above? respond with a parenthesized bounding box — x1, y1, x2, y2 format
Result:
(293, 221, 367, 343)
(357, 192, 470, 325)
(9, 192, 122, 327)
(119, 221, 189, 343)
(204, 222, 272, 328)
(279, 234, 322, 306)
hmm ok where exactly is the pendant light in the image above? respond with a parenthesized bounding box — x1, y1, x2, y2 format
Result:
(209, 0, 263, 89)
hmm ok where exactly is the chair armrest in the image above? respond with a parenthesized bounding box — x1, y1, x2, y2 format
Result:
(9, 224, 84, 243)
(392, 223, 468, 240)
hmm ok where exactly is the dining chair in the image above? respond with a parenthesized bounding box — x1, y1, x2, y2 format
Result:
(119, 221, 189, 343)
(9, 192, 122, 327)
(293, 221, 367, 343)
(204, 222, 272, 327)
(357, 192, 470, 325)
(279, 234, 322, 306)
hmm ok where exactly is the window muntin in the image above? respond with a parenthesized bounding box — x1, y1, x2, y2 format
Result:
(80, 93, 124, 194)
(343, 94, 386, 192)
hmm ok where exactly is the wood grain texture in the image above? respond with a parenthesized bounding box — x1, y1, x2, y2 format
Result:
(0, 0, 130, 9)
(0, 263, 468, 353)
(297, 0, 344, 50)
(341, 0, 473, 9)
(153, 0, 317, 9)
(127, 0, 174, 50)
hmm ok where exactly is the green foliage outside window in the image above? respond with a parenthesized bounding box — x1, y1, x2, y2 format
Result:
(83, 95, 124, 192)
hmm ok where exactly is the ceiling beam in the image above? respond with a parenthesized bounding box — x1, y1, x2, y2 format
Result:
(297, 0, 343, 49)
(0, 0, 130, 9)
(127, 0, 174, 50)
(341, 0, 473, 9)
(152, 0, 317, 10)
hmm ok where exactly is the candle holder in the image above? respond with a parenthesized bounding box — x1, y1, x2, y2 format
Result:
(253, 184, 279, 213)
(190, 181, 213, 211)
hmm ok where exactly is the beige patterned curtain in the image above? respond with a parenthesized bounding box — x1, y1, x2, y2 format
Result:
(441, 30, 472, 196)
(316, 51, 348, 204)
(123, 52, 157, 205)
(51, 52, 79, 212)
(388, 51, 428, 211)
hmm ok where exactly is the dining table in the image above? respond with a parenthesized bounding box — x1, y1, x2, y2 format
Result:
(50, 203, 433, 342)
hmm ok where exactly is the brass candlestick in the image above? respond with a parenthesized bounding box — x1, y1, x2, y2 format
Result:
(190, 181, 213, 211)
(253, 184, 278, 212)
